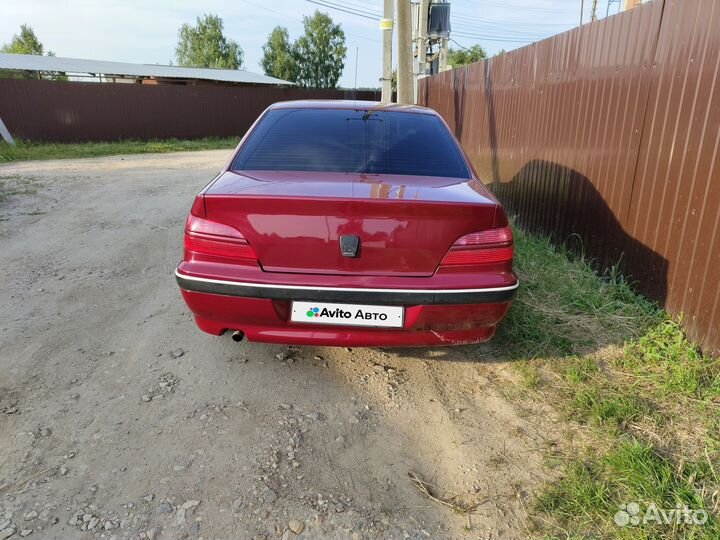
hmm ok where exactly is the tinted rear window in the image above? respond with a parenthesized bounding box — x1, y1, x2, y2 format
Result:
(231, 108, 471, 178)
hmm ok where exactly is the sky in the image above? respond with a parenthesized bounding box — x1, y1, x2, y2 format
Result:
(1, 0, 619, 88)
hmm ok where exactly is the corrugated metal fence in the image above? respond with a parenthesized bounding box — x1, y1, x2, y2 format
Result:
(0, 80, 380, 142)
(420, 0, 719, 353)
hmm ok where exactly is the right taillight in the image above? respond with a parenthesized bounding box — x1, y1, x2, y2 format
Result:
(440, 226, 513, 266)
(184, 214, 257, 262)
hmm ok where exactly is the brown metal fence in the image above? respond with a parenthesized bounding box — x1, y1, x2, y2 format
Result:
(420, 0, 720, 353)
(0, 79, 380, 142)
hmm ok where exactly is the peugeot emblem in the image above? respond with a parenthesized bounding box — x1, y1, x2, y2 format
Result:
(339, 235, 360, 258)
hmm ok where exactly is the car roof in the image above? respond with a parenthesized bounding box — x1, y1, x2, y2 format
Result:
(267, 100, 438, 115)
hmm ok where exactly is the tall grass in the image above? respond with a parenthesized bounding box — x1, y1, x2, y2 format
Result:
(496, 227, 719, 539)
(494, 228, 660, 359)
(0, 137, 238, 163)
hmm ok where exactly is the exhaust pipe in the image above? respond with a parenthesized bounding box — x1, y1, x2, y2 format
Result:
(231, 330, 245, 343)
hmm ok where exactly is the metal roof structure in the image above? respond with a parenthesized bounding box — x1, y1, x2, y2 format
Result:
(0, 53, 292, 85)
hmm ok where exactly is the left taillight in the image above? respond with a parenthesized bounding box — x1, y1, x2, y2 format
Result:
(184, 214, 257, 262)
(440, 226, 513, 266)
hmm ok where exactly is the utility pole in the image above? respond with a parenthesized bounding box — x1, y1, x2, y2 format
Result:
(354, 46, 359, 92)
(415, 0, 429, 103)
(381, 0, 394, 103)
(590, 0, 599, 20)
(580, 0, 584, 25)
(439, 37, 448, 72)
(396, 0, 413, 104)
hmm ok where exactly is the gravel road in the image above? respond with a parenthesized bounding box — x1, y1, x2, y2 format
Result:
(0, 151, 558, 540)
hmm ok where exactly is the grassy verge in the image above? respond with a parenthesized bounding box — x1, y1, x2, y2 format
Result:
(494, 228, 719, 539)
(0, 137, 238, 163)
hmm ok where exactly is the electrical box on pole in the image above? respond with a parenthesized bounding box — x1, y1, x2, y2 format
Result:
(413, 0, 430, 103)
(413, 1, 451, 78)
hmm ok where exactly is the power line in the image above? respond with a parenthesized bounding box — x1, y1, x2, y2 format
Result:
(606, 0, 622, 16)
(239, 0, 309, 22)
(449, 38, 474, 51)
(450, 16, 566, 29)
(304, 0, 379, 21)
(329, 0, 383, 18)
(306, 0, 572, 45)
(448, 3, 578, 42)
(453, 36, 534, 43)
(451, 24, 549, 38)
(453, 0, 578, 13)
(238, 0, 381, 43)
(449, 9, 575, 27)
(311, 0, 381, 18)
(451, 30, 542, 43)
(450, 22, 560, 39)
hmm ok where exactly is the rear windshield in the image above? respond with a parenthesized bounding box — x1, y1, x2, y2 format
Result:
(231, 108, 471, 178)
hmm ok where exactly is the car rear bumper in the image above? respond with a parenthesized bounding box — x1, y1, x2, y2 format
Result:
(176, 268, 517, 347)
(175, 269, 518, 305)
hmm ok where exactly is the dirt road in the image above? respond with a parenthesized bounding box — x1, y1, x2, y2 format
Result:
(0, 151, 557, 539)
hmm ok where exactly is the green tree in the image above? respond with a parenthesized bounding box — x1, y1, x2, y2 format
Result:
(294, 11, 346, 88)
(1, 24, 66, 80)
(175, 14, 243, 69)
(1, 24, 47, 55)
(260, 26, 298, 82)
(447, 44, 487, 67)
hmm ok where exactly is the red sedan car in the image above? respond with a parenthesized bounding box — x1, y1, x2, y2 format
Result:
(176, 100, 517, 347)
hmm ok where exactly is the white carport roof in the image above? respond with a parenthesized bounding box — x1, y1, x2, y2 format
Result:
(0, 52, 293, 85)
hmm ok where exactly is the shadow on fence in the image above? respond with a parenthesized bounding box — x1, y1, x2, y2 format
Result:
(494, 160, 669, 304)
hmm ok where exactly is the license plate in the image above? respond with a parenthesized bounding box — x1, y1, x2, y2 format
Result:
(291, 301, 404, 328)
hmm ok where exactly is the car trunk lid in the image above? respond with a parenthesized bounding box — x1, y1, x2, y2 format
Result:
(203, 171, 499, 277)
